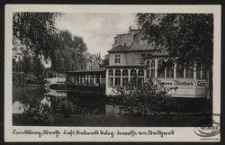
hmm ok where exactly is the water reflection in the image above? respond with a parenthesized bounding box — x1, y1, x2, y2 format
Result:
(12, 86, 116, 116)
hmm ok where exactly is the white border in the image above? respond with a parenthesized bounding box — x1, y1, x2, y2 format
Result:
(4, 4, 221, 142)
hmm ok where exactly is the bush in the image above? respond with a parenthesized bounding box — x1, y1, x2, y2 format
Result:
(13, 72, 26, 87)
(111, 79, 179, 116)
(22, 103, 54, 125)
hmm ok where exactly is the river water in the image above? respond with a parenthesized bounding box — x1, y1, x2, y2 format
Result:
(13, 86, 119, 116)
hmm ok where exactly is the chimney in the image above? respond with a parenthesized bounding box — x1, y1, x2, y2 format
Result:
(129, 26, 132, 32)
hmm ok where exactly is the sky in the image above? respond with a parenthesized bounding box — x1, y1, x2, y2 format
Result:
(55, 13, 137, 57)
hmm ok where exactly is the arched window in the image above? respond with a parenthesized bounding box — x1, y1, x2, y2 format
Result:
(123, 69, 128, 76)
(115, 69, 121, 86)
(130, 69, 137, 85)
(165, 59, 174, 78)
(158, 59, 165, 78)
(185, 62, 194, 79)
(146, 60, 150, 78)
(138, 69, 144, 85)
(90, 74, 94, 84)
(109, 69, 113, 76)
(131, 69, 137, 77)
(115, 69, 121, 76)
(138, 69, 144, 76)
(176, 64, 184, 78)
(96, 74, 100, 83)
(166, 67, 174, 78)
(197, 65, 206, 79)
(202, 67, 206, 79)
(108, 69, 113, 86)
(150, 60, 155, 78)
(196, 65, 201, 79)
(122, 69, 129, 86)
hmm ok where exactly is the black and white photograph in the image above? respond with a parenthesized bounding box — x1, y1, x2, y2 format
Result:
(4, 5, 221, 142)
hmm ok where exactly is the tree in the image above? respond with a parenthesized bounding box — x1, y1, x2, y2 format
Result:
(13, 12, 61, 60)
(102, 54, 109, 66)
(13, 12, 61, 83)
(13, 13, 88, 73)
(136, 14, 213, 98)
(51, 30, 88, 72)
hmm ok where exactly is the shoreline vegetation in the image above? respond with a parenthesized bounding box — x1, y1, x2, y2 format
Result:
(13, 83, 212, 127)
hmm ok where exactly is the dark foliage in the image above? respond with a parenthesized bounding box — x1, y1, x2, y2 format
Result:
(136, 13, 213, 69)
(111, 79, 180, 116)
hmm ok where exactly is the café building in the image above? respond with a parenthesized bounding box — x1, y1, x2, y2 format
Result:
(105, 27, 208, 98)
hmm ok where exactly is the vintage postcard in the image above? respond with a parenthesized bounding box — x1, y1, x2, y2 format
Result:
(4, 4, 221, 142)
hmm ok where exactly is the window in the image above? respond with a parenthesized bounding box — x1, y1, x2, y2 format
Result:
(108, 69, 113, 86)
(115, 69, 121, 86)
(130, 69, 137, 84)
(138, 69, 144, 85)
(115, 69, 121, 76)
(74, 75, 78, 84)
(78, 76, 81, 83)
(109, 69, 113, 76)
(164, 59, 174, 78)
(197, 65, 206, 79)
(101, 73, 105, 78)
(130, 69, 137, 77)
(150, 60, 155, 78)
(96, 75, 100, 83)
(108, 78, 113, 86)
(166, 67, 174, 78)
(90, 75, 94, 84)
(176, 65, 184, 78)
(196, 66, 201, 79)
(146, 61, 150, 78)
(122, 78, 128, 86)
(115, 54, 121, 63)
(138, 69, 144, 76)
(158, 59, 165, 78)
(123, 69, 128, 76)
(122, 69, 129, 86)
(202, 68, 206, 79)
(185, 62, 194, 79)
(80, 75, 84, 83)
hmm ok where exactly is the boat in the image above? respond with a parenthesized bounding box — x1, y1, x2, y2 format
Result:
(45, 77, 69, 98)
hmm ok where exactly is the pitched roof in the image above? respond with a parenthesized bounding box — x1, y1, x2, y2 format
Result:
(108, 45, 129, 53)
(108, 31, 159, 53)
(128, 41, 156, 51)
(127, 32, 157, 51)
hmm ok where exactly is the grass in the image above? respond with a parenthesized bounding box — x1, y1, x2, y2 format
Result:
(13, 112, 212, 127)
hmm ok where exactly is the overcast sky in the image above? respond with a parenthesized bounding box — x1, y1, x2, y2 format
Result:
(55, 13, 137, 57)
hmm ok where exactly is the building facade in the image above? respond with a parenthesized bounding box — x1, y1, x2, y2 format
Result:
(84, 53, 101, 70)
(105, 27, 208, 98)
